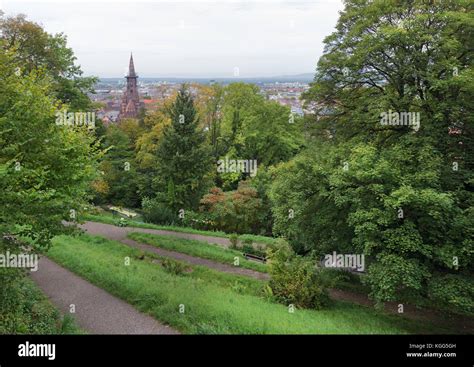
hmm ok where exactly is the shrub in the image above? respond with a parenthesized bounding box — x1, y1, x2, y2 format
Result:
(318, 268, 365, 293)
(181, 210, 215, 231)
(141, 197, 176, 225)
(0, 238, 81, 334)
(199, 181, 266, 234)
(161, 258, 188, 276)
(243, 238, 253, 246)
(115, 218, 128, 227)
(428, 274, 474, 316)
(229, 234, 240, 249)
(267, 239, 330, 309)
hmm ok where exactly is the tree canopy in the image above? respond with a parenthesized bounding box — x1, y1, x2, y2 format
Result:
(271, 0, 473, 312)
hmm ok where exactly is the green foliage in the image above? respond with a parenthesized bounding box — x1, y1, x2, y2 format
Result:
(428, 274, 474, 316)
(199, 181, 266, 234)
(0, 19, 98, 334)
(271, 0, 474, 313)
(84, 211, 277, 245)
(180, 210, 213, 230)
(0, 40, 99, 249)
(141, 197, 176, 225)
(364, 253, 430, 306)
(269, 144, 352, 255)
(95, 124, 140, 208)
(116, 218, 129, 227)
(0, 260, 82, 335)
(267, 239, 330, 309)
(161, 258, 188, 276)
(47, 234, 439, 334)
(0, 13, 97, 110)
(247, 167, 274, 235)
(318, 268, 365, 293)
(219, 83, 304, 169)
(155, 85, 212, 211)
(229, 233, 239, 249)
(243, 238, 253, 246)
(128, 232, 268, 273)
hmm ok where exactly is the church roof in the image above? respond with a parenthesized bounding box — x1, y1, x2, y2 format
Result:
(128, 53, 137, 78)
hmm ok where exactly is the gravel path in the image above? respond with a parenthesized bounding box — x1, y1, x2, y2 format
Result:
(30, 256, 179, 335)
(81, 221, 270, 280)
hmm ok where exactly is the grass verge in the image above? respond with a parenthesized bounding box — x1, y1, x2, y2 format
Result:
(82, 212, 277, 245)
(128, 232, 268, 273)
(45, 233, 451, 334)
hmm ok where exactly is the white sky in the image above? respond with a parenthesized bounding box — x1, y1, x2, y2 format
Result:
(1, 0, 344, 77)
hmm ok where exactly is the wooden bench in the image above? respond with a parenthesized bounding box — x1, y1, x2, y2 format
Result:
(243, 253, 267, 263)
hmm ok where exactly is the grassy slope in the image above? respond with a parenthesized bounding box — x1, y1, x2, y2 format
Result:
(82, 212, 277, 245)
(45, 234, 448, 334)
(128, 232, 268, 273)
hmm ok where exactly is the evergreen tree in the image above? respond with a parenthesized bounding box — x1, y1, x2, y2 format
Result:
(155, 85, 212, 211)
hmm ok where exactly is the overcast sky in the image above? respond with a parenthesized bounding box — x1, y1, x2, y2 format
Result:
(1, 0, 344, 77)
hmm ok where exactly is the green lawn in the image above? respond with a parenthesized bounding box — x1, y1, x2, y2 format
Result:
(82, 212, 277, 245)
(45, 233, 450, 334)
(128, 232, 268, 273)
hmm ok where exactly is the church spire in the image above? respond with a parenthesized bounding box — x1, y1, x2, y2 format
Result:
(128, 53, 137, 78)
(119, 53, 140, 120)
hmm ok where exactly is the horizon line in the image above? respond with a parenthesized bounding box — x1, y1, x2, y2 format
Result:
(92, 73, 315, 79)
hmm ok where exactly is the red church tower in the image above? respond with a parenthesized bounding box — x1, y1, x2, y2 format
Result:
(119, 53, 141, 120)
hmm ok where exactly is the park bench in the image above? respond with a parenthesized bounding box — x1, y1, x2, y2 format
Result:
(243, 252, 267, 263)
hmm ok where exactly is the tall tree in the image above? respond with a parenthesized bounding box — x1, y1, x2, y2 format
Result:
(272, 0, 473, 314)
(0, 13, 97, 110)
(155, 85, 212, 211)
(95, 123, 140, 208)
(0, 39, 99, 249)
(0, 34, 99, 331)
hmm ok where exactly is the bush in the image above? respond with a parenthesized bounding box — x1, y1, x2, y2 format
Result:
(229, 234, 239, 249)
(0, 249, 81, 335)
(428, 274, 474, 316)
(161, 258, 188, 276)
(181, 210, 215, 231)
(199, 182, 266, 234)
(115, 218, 128, 227)
(141, 197, 176, 225)
(267, 239, 330, 309)
(243, 238, 253, 246)
(318, 268, 366, 293)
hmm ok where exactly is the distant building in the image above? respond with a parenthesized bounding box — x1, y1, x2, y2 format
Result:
(101, 110, 120, 124)
(118, 53, 142, 120)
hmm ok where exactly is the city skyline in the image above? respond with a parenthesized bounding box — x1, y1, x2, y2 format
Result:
(1, 0, 344, 78)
